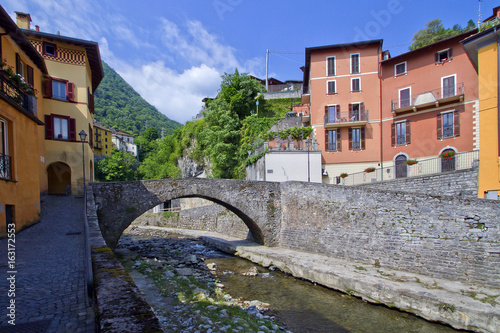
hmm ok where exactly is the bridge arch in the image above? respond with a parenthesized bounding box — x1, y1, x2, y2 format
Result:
(92, 178, 282, 250)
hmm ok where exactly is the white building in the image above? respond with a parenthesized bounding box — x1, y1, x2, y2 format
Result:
(112, 131, 138, 158)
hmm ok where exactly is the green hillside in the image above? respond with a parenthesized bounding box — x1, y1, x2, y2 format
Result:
(94, 62, 181, 136)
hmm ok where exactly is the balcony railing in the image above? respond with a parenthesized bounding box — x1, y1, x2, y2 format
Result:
(267, 83, 303, 93)
(0, 70, 37, 116)
(324, 110, 369, 127)
(0, 153, 13, 181)
(391, 83, 464, 113)
(336, 150, 479, 186)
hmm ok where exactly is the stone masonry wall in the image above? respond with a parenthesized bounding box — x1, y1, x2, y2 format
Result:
(279, 181, 500, 288)
(133, 205, 249, 239)
(356, 168, 478, 199)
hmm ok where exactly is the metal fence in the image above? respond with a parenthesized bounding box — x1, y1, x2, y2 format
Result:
(0, 153, 13, 180)
(337, 150, 479, 186)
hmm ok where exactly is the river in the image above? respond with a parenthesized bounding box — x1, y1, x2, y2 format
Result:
(116, 226, 461, 333)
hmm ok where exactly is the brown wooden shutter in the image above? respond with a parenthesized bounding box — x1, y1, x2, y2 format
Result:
(391, 123, 396, 146)
(67, 82, 75, 102)
(89, 123, 94, 147)
(44, 115, 53, 139)
(88, 88, 95, 114)
(448, 48, 453, 60)
(405, 120, 411, 144)
(437, 114, 442, 139)
(361, 127, 366, 150)
(27, 65, 34, 86)
(324, 105, 328, 124)
(15, 53, 21, 74)
(454, 111, 460, 137)
(348, 128, 353, 150)
(337, 105, 341, 119)
(69, 118, 76, 141)
(337, 128, 342, 152)
(435, 52, 439, 64)
(348, 103, 353, 119)
(44, 78, 53, 98)
(324, 129, 329, 151)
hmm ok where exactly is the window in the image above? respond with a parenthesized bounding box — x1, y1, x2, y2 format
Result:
(45, 78, 75, 102)
(442, 75, 456, 98)
(0, 117, 12, 181)
(43, 42, 57, 57)
(15, 53, 25, 77)
(44, 114, 76, 141)
(349, 103, 364, 121)
(349, 127, 365, 150)
(435, 48, 452, 64)
(325, 105, 340, 123)
(326, 129, 341, 152)
(105, 144, 108, 148)
(327, 56, 336, 76)
(105, 137, 108, 142)
(0, 117, 7, 156)
(392, 121, 411, 146)
(351, 78, 361, 92)
(52, 80, 66, 100)
(327, 80, 336, 94)
(399, 87, 411, 108)
(351, 53, 360, 74)
(437, 111, 460, 139)
(394, 62, 406, 76)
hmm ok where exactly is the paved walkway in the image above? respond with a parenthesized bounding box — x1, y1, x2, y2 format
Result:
(0, 195, 95, 333)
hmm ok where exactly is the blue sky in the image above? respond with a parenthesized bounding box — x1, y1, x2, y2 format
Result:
(3, 0, 490, 123)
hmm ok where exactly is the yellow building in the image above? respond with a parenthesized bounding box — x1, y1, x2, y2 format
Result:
(0, 7, 47, 234)
(462, 25, 500, 199)
(93, 121, 112, 156)
(16, 12, 103, 195)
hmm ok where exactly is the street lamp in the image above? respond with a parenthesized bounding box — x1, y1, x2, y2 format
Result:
(305, 139, 312, 182)
(79, 130, 87, 194)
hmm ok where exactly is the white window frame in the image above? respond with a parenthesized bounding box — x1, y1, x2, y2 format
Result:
(43, 42, 57, 57)
(436, 48, 451, 63)
(351, 77, 361, 92)
(52, 80, 66, 101)
(398, 87, 411, 108)
(327, 80, 337, 95)
(350, 53, 360, 74)
(394, 61, 407, 76)
(441, 74, 456, 98)
(326, 56, 336, 77)
(53, 116, 69, 140)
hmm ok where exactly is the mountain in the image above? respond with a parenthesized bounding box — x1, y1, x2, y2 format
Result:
(93, 61, 181, 136)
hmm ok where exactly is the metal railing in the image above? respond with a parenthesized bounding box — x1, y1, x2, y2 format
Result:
(0, 71, 37, 116)
(324, 110, 369, 125)
(391, 82, 464, 111)
(83, 186, 94, 304)
(0, 153, 13, 180)
(337, 150, 479, 186)
(267, 83, 303, 93)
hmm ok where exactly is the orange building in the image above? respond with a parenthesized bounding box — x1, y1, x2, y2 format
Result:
(0, 7, 47, 235)
(380, 30, 478, 178)
(302, 40, 383, 183)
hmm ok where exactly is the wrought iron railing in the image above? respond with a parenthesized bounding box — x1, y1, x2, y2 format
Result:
(0, 153, 13, 180)
(0, 71, 37, 116)
(391, 82, 464, 111)
(324, 110, 369, 125)
(336, 150, 479, 186)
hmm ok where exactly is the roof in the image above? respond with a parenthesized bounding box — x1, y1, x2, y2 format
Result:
(21, 29, 103, 93)
(114, 131, 134, 137)
(0, 6, 47, 74)
(461, 26, 500, 71)
(381, 29, 478, 65)
(484, 6, 500, 22)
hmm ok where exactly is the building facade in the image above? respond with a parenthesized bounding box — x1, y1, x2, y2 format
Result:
(17, 13, 103, 195)
(93, 121, 112, 157)
(112, 131, 138, 157)
(0, 7, 47, 235)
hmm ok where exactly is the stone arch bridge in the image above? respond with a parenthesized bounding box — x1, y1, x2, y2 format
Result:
(92, 178, 281, 250)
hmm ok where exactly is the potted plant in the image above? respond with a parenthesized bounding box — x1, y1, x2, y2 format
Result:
(340, 173, 348, 178)
(364, 167, 375, 173)
(440, 151, 455, 159)
(405, 159, 418, 166)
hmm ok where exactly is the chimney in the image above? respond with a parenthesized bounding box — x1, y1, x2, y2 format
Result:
(36, 25, 40, 32)
(15, 11, 32, 30)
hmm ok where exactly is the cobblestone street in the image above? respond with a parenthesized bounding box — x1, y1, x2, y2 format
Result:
(0, 195, 95, 333)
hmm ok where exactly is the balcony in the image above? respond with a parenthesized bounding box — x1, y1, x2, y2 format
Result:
(0, 153, 13, 181)
(324, 110, 369, 129)
(391, 83, 464, 114)
(0, 70, 37, 117)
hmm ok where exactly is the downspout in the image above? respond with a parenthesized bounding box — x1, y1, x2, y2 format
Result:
(496, 27, 500, 158)
(378, 44, 384, 181)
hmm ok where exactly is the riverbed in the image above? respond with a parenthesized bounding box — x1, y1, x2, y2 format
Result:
(116, 226, 461, 333)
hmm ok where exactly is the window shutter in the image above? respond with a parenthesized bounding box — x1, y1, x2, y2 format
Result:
(361, 127, 366, 150)
(435, 52, 439, 64)
(324, 129, 329, 152)
(15, 53, 21, 74)
(88, 88, 95, 114)
(337, 128, 342, 152)
(324, 105, 328, 124)
(391, 123, 396, 146)
(449, 48, 453, 60)
(69, 118, 76, 141)
(27, 65, 34, 86)
(349, 103, 353, 119)
(67, 82, 75, 102)
(44, 78, 53, 98)
(44, 115, 53, 139)
(89, 123, 94, 147)
(454, 111, 460, 137)
(437, 114, 442, 139)
(405, 120, 411, 144)
(337, 105, 341, 119)
(348, 128, 353, 150)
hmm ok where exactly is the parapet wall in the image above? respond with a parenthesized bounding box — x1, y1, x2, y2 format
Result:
(279, 181, 500, 288)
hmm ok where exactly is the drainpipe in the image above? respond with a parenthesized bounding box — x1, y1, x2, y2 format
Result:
(378, 43, 384, 181)
(496, 27, 500, 158)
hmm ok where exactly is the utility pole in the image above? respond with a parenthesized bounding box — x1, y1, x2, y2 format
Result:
(265, 49, 269, 91)
(478, 0, 482, 29)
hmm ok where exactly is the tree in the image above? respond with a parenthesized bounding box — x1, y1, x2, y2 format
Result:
(409, 19, 476, 50)
(95, 148, 139, 181)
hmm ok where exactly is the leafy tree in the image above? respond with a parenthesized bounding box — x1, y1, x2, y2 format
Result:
(95, 148, 139, 181)
(143, 127, 159, 141)
(409, 19, 476, 50)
